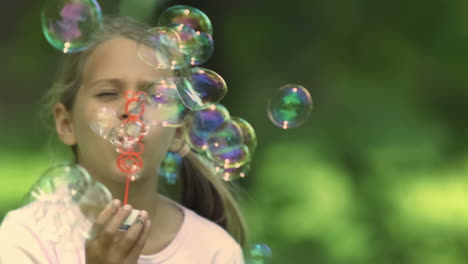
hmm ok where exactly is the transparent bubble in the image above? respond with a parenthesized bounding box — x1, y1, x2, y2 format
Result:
(232, 117, 257, 156)
(24, 163, 112, 246)
(168, 23, 214, 66)
(207, 120, 251, 169)
(267, 84, 312, 129)
(137, 27, 189, 70)
(217, 163, 251, 181)
(159, 151, 182, 184)
(247, 243, 272, 264)
(144, 79, 191, 127)
(158, 5, 213, 35)
(185, 104, 230, 152)
(41, 0, 103, 53)
(90, 107, 119, 139)
(176, 67, 227, 111)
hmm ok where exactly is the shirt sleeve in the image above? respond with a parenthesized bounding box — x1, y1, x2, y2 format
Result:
(0, 212, 56, 264)
(211, 242, 245, 264)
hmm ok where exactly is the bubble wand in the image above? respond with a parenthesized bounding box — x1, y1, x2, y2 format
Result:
(117, 90, 148, 205)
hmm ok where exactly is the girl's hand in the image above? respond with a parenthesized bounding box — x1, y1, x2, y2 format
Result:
(85, 200, 152, 264)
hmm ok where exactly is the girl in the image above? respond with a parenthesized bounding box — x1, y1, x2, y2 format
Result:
(0, 16, 247, 264)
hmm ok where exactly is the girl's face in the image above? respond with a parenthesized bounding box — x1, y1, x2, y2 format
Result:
(55, 36, 179, 183)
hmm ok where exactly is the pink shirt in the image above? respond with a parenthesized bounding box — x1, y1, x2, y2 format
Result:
(0, 201, 245, 263)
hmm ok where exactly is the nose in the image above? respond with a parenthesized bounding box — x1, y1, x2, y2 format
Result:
(119, 112, 129, 120)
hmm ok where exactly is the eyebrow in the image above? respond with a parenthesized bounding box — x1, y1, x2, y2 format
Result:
(87, 78, 155, 92)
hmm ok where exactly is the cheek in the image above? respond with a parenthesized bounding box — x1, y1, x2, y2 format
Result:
(143, 127, 174, 157)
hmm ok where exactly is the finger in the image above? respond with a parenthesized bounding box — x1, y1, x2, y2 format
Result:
(126, 219, 151, 261)
(89, 199, 120, 239)
(118, 210, 148, 254)
(99, 204, 133, 245)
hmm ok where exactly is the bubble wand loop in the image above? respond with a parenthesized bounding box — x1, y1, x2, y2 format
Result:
(117, 90, 148, 205)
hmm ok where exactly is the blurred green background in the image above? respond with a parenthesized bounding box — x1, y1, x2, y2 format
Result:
(2, 0, 468, 263)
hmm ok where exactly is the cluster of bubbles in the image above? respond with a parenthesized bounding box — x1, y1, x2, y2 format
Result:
(39, 1, 315, 257)
(23, 163, 112, 246)
(184, 104, 257, 181)
(137, 5, 225, 112)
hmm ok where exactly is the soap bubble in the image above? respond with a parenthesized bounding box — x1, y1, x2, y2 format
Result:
(108, 124, 147, 153)
(176, 67, 227, 111)
(23, 163, 112, 246)
(168, 23, 214, 66)
(137, 27, 189, 70)
(267, 84, 313, 129)
(159, 151, 182, 184)
(185, 104, 230, 152)
(158, 5, 213, 35)
(144, 79, 191, 127)
(232, 117, 257, 156)
(247, 243, 272, 264)
(207, 120, 250, 169)
(90, 107, 119, 139)
(41, 0, 103, 53)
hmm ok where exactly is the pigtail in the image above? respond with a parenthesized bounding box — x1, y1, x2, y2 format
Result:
(179, 151, 247, 247)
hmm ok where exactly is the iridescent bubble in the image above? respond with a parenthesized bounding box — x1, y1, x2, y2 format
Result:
(217, 163, 251, 181)
(207, 120, 251, 169)
(137, 27, 189, 70)
(177, 67, 227, 111)
(168, 23, 214, 66)
(90, 107, 119, 139)
(41, 0, 103, 53)
(267, 84, 313, 129)
(144, 79, 191, 127)
(159, 152, 182, 184)
(185, 104, 230, 152)
(189, 31, 214, 66)
(24, 163, 112, 246)
(108, 123, 147, 153)
(158, 5, 213, 35)
(232, 117, 257, 156)
(247, 243, 272, 264)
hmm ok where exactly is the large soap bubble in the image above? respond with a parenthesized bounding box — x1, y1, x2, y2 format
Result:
(41, 0, 103, 53)
(23, 163, 112, 246)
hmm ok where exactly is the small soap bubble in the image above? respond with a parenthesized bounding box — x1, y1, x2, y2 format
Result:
(90, 107, 119, 139)
(232, 117, 257, 156)
(158, 5, 213, 35)
(267, 84, 313, 129)
(158, 152, 182, 184)
(185, 104, 230, 152)
(168, 23, 214, 66)
(41, 0, 103, 53)
(207, 120, 251, 169)
(144, 78, 191, 127)
(247, 243, 272, 264)
(137, 27, 189, 69)
(176, 67, 227, 111)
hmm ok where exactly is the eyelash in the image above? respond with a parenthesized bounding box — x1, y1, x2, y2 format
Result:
(97, 92, 118, 97)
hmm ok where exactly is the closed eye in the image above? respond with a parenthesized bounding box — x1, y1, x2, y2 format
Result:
(97, 92, 118, 97)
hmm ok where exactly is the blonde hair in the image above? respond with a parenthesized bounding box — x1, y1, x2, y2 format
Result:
(46, 16, 247, 246)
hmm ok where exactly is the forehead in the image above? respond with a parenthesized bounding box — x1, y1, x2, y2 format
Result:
(82, 37, 164, 84)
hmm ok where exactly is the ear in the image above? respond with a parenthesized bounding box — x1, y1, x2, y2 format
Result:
(54, 103, 77, 146)
(168, 126, 185, 152)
